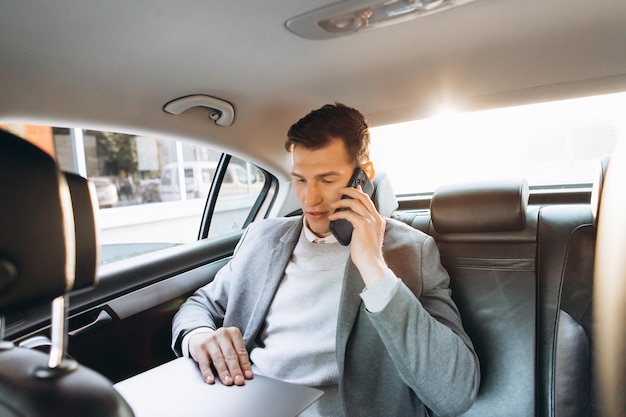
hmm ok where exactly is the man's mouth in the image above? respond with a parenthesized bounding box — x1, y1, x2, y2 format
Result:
(305, 211, 328, 220)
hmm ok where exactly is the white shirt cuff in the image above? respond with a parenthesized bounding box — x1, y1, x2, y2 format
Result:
(181, 327, 214, 358)
(360, 269, 399, 313)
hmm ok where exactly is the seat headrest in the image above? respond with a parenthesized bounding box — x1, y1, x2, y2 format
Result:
(431, 179, 529, 234)
(372, 172, 399, 218)
(64, 172, 99, 290)
(0, 130, 75, 314)
(590, 155, 611, 227)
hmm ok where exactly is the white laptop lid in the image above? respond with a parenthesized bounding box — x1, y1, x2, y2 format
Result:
(114, 357, 323, 417)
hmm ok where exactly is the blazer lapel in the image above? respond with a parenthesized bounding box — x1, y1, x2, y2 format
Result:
(336, 259, 364, 379)
(244, 219, 303, 346)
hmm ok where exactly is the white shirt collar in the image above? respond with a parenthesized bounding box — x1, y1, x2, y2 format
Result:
(303, 219, 338, 244)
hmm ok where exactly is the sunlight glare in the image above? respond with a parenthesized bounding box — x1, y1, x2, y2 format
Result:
(370, 92, 626, 195)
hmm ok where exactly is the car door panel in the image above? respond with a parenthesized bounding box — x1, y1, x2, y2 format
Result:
(7, 232, 243, 383)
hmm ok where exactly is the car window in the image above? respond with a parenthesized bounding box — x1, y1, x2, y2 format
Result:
(1, 125, 268, 264)
(223, 169, 234, 183)
(201, 168, 214, 183)
(161, 168, 173, 187)
(184, 168, 194, 185)
(209, 157, 266, 238)
(370, 92, 626, 196)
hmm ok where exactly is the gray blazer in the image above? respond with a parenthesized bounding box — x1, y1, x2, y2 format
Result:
(172, 216, 480, 417)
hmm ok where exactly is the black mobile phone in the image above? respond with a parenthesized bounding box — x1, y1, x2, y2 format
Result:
(329, 167, 375, 246)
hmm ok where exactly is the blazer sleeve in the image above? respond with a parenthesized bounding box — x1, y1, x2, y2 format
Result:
(170, 226, 252, 356)
(366, 235, 481, 417)
(171, 217, 301, 357)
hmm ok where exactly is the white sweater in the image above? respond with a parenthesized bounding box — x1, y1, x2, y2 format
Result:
(250, 231, 350, 416)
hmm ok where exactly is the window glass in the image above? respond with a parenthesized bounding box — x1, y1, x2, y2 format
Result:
(0, 125, 267, 263)
(161, 168, 173, 186)
(201, 168, 214, 183)
(370, 92, 626, 196)
(210, 156, 266, 238)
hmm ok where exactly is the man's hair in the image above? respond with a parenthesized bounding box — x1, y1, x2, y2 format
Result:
(285, 103, 370, 167)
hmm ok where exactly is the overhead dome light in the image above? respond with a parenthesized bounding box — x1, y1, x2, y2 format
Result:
(286, 0, 477, 40)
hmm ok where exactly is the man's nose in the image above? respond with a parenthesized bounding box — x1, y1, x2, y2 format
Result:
(304, 182, 322, 206)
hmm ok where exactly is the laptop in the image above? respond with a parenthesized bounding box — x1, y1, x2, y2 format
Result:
(114, 357, 323, 417)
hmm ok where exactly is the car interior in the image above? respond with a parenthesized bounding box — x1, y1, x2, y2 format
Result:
(0, 131, 133, 417)
(1, 0, 625, 416)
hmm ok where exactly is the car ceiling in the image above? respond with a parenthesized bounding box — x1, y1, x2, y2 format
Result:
(2, 0, 626, 180)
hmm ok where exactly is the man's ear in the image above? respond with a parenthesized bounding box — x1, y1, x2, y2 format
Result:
(361, 161, 376, 181)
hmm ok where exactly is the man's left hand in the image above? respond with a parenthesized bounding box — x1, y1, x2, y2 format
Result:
(329, 185, 387, 287)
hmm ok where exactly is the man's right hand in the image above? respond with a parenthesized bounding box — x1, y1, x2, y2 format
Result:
(188, 327, 254, 386)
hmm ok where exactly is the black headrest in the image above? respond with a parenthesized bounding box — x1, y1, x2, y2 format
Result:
(431, 179, 529, 234)
(0, 131, 100, 313)
(64, 172, 99, 290)
(0, 130, 73, 313)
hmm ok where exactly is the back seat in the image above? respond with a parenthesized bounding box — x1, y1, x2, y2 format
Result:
(391, 173, 599, 417)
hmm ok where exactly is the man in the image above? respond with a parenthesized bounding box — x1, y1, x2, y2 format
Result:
(172, 103, 480, 417)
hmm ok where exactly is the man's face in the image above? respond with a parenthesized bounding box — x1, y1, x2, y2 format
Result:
(291, 137, 355, 238)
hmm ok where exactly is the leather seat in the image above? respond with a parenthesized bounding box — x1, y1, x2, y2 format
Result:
(391, 171, 611, 417)
(539, 156, 610, 417)
(593, 147, 626, 417)
(0, 129, 134, 417)
(372, 171, 399, 217)
(426, 179, 539, 417)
